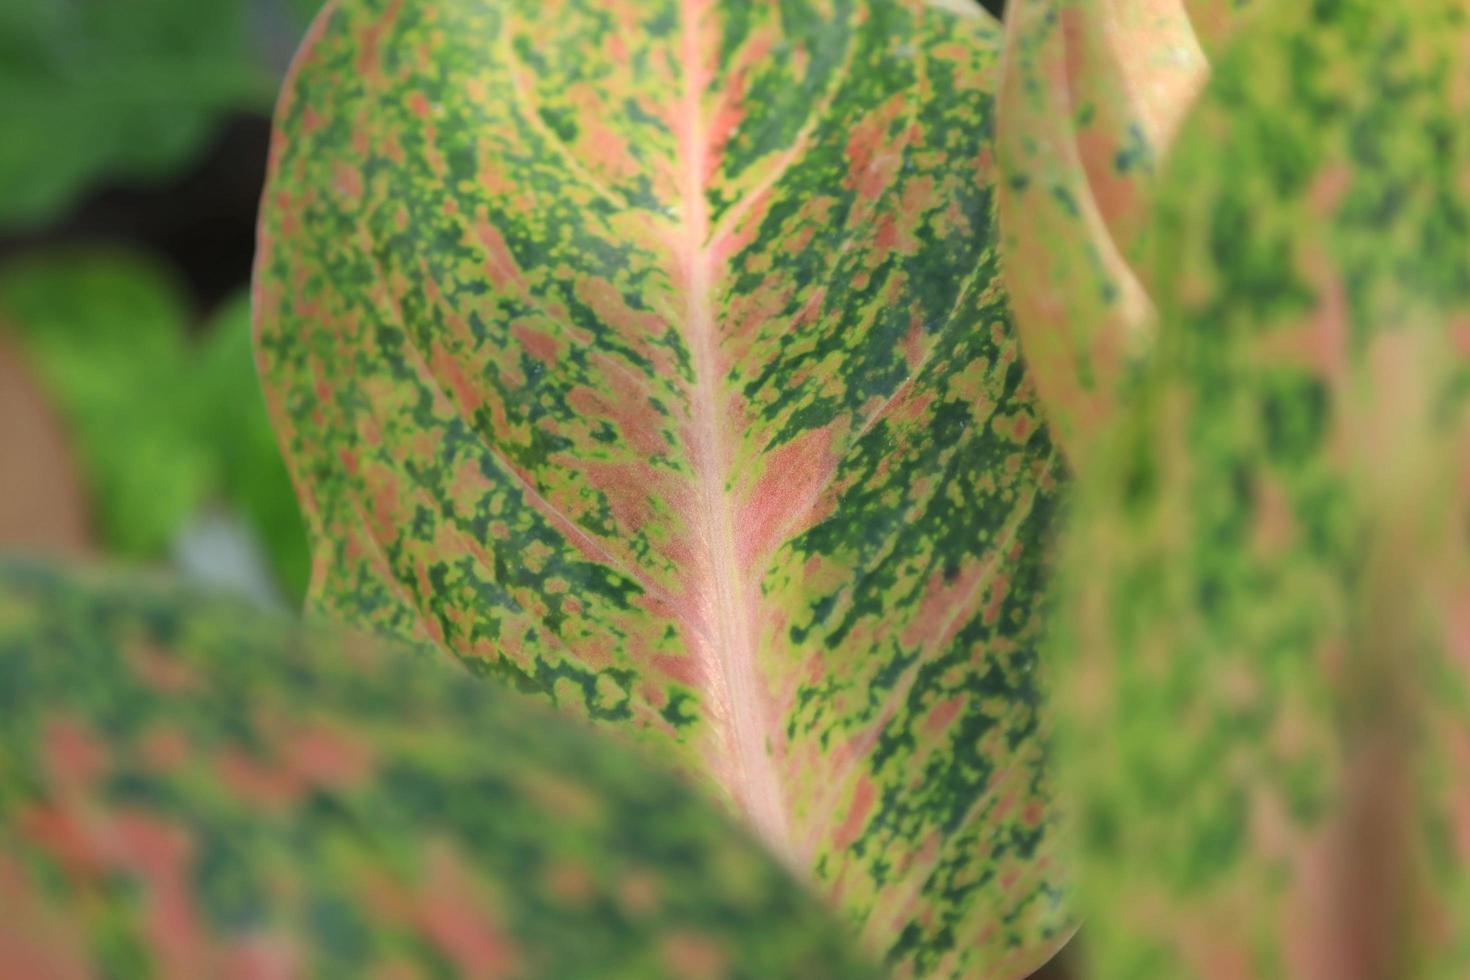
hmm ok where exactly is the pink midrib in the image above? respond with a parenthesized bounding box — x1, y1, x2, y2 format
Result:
(674, 0, 793, 857)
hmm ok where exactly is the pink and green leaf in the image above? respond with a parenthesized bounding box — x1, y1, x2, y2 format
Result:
(995, 0, 1254, 465)
(1051, 0, 1470, 975)
(0, 559, 878, 978)
(253, 0, 1071, 974)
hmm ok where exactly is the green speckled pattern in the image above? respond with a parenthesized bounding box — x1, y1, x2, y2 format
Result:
(253, 0, 1071, 974)
(0, 559, 877, 979)
(1052, 0, 1470, 975)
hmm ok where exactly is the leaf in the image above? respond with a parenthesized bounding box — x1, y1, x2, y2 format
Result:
(1051, 0, 1470, 975)
(0, 254, 311, 600)
(994, 0, 1253, 466)
(197, 294, 313, 600)
(0, 250, 213, 557)
(0, 559, 877, 979)
(253, 0, 1070, 973)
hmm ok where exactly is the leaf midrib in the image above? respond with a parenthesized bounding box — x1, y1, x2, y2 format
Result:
(674, 0, 793, 858)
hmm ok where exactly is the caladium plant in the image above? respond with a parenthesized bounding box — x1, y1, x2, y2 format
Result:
(254, 0, 1071, 975)
(0, 560, 876, 978)
(1050, 0, 1470, 976)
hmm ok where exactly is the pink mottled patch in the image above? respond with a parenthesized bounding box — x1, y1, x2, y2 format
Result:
(1250, 471, 1296, 557)
(566, 384, 669, 458)
(475, 220, 529, 294)
(578, 459, 659, 534)
(901, 559, 993, 651)
(284, 722, 376, 791)
(333, 162, 364, 202)
(544, 860, 596, 904)
(418, 844, 519, 979)
(737, 425, 836, 569)
(0, 855, 89, 980)
(140, 725, 193, 774)
(982, 570, 1013, 627)
(43, 717, 110, 794)
(651, 651, 703, 688)
(845, 95, 909, 201)
(219, 750, 302, 809)
(1307, 163, 1353, 216)
(833, 776, 876, 851)
(575, 277, 665, 346)
(661, 932, 728, 980)
(127, 641, 204, 694)
(923, 695, 965, 739)
(355, 0, 405, 80)
(584, 118, 640, 182)
(110, 811, 211, 977)
(512, 323, 561, 366)
(617, 870, 662, 916)
(220, 934, 301, 980)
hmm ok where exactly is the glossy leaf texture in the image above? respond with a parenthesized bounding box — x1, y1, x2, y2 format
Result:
(1051, 0, 1470, 975)
(0, 559, 877, 979)
(254, 0, 1069, 974)
(995, 0, 1253, 465)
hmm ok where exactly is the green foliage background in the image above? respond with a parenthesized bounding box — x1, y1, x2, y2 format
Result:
(0, 0, 319, 229)
(0, 0, 323, 601)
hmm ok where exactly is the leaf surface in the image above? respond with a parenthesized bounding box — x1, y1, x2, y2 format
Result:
(0, 559, 876, 979)
(995, 0, 1253, 465)
(254, 0, 1070, 973)
(1052, 0, 1470, 975)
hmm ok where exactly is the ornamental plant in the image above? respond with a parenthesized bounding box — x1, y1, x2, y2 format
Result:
(3, 0, 1468, 977)
(1049, 0, 1470, 975)
(253, 1, 1067, 976)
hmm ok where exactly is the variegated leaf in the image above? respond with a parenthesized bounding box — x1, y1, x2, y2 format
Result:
(1052, 0, 1470, 975)
(253, 0, 1070, 974)
(995, 0, 1252, 465)
(0, 560, 876, 979)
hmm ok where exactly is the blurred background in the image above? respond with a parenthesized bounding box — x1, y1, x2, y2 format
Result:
(0, 0, 1007, 609)
(0, 0, 328, 606)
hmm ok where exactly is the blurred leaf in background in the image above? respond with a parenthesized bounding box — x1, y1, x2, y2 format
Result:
(0, 0, 322, 231)
(196, 292, 312, 599)
(0, 250, 309, 601)
(0, 332, 91, 555)
(0, 251, 210, 554)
